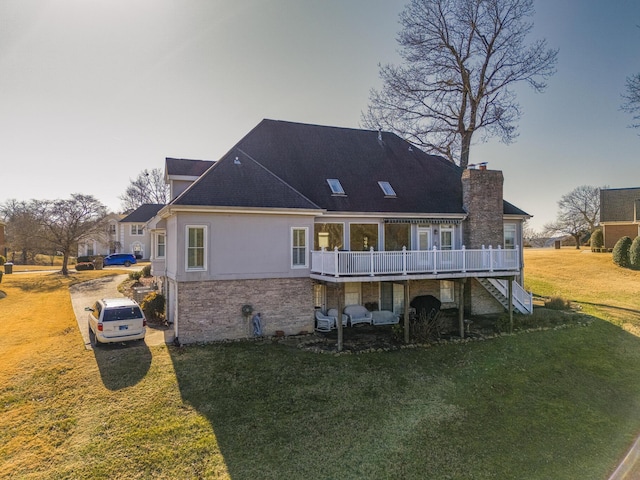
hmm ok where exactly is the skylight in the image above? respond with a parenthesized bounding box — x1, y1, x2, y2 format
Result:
(378, 181, 397, 197)
(327, 179, 345, 195)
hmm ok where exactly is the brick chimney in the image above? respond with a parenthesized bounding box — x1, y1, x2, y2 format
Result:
(462, 168, 504, 249)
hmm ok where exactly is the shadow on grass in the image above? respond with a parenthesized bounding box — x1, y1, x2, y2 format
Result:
(165, 317, 640, 480)
(92, 341, 152, 391)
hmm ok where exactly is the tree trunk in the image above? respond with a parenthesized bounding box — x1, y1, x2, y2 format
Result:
(573, 234, 581, 249)
(460, 131, 472, 170)
(61, 252, 69, 275)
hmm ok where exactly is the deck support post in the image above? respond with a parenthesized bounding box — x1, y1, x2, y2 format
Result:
(404, 280, 410, 344)
(508, 276, 514, 334)
(458, 279, 466, 339)
(336, 283, 344, 352)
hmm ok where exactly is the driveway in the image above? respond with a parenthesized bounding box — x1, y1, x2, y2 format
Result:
(69, 275, 174, 349)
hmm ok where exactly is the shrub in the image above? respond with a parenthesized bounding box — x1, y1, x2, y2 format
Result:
(140, 291, 165, 320)
(0, 255, 5, 265)
(545, 296, 571, 310)
(613, 236, 632, 267)
(590, 229, 603, 251)
(141, 264, 152, 277)
(75, 262, 95, 271)
(128, 270, 143, 281)
(630, 237, 640, 268)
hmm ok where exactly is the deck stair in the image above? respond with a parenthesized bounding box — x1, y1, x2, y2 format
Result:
(477, 278, 533, 314)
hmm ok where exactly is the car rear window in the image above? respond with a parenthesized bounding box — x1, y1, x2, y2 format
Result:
(103, 306, 144, 321)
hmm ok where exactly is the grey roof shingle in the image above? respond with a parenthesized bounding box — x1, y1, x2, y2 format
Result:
(171, 119, 528, 216)
(165, 158, 215, 177)
(600, 187, 640, 222)
(121, 204, 165, 223)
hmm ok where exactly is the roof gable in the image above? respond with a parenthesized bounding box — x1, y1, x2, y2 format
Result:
(172, 151, 320, 210)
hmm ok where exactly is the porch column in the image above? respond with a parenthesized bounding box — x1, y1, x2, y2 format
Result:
(508, 276, 514, 334)
(458, 279, 466, 338)
(404, 280, 410, 344)
(336, 283, 344, 352)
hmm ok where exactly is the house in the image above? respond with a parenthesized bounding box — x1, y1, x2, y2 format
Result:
(78, 205, 163, 260)
(148, 119, 531, 345)
(77, 213, 124, 257)
(600, 187, 640, 249)
(119, 204, 165, 259)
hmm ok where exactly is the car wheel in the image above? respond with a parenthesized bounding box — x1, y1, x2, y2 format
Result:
(88, 324, 98, 347)
(124, 261, 131, 267)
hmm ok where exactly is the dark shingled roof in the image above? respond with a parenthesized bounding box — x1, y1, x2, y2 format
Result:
(600, 187, 640, 222)
(172, 119, 528, 216)
(165, 158, 215, 177)
(121, 204, 165, 223)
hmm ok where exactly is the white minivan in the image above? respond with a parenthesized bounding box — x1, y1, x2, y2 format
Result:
(87, 298, 146, 346)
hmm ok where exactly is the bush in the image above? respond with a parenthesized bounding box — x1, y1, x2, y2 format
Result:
(631, 237, 640, 268)
(590, 229, 603, 251)
(613, 236, 632, 267)
(140, 291, 165, 320)
(141, 264, 151, 277)
(128, 270, 143, 281)
(0, 255, 5, 265)
(545, 296, 571, 310)
(75, 262, 95, 271)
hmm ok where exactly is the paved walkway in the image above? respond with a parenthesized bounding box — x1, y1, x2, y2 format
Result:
(69, 275, 174, 349)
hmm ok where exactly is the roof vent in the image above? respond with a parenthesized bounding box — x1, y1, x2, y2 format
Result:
(234, 156, 241, 165)
(377, 129, 383, 142)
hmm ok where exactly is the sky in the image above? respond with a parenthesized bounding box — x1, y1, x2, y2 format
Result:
(1, 0, 639, 232)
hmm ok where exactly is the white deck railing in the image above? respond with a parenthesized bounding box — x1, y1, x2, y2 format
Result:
(310, 245, 520, 278)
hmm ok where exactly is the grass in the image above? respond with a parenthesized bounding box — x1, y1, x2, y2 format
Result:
(1, 250, 640, 478)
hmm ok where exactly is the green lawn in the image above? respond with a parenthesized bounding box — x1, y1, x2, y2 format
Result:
(2, 250, 640, 479)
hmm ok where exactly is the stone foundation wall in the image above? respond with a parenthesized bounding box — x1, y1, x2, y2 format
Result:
(176, 278, 313, 344)
(467, 279, 504, 315)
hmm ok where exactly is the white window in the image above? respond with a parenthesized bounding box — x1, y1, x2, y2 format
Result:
(156, 234, 166, 258)
(440, 225, 454, 250)
(109, 223, 116, 234)
(131, 224, 144, 235)
(186, 226, 206, 270)
(378, 181, 397, 197)
(504, 223, 517, 249)
(291, 227, 308, 268)
(327, 179, 345, 195)
(440, 280, 455, 303)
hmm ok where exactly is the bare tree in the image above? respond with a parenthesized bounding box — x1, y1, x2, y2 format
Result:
(622, 72, 640, 129)
(119, 168, 169, 213)
(35, 194, 107, 275)
(557, 185, 603, 233)
(543, 185, 603, 249)
(362, 0, 558, 168)
(0, 199, 45, 264)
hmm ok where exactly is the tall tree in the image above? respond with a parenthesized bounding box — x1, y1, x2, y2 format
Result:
(119, 168, 169, 213)
(362, 0, 557, 168)
(0, 199, 44, 264)
(622, 72, 640, 129)
(35, 194, 107, 275)
(544, 185, 603, 249)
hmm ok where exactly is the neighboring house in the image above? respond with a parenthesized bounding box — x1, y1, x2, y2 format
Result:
(600, 187, 640, 249)
(148, 119, 531, 345)
(78, 213, 124, 257)
(119, 204, 165, 259)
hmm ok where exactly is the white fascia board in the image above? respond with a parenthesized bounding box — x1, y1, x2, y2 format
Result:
(159, 205, 324, 218)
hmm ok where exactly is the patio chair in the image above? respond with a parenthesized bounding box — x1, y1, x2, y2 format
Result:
(314, 309, 348, 332)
